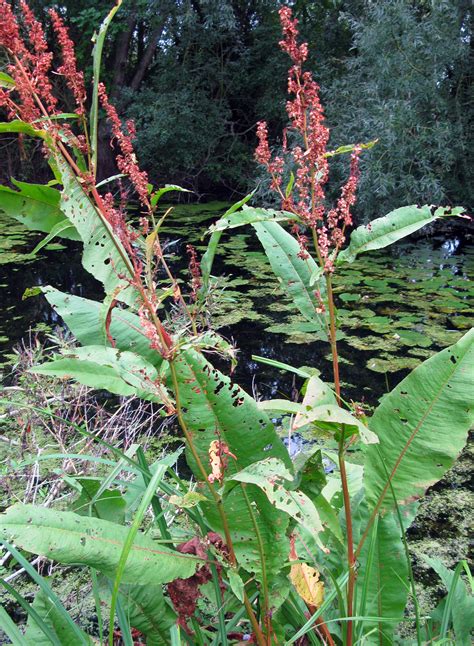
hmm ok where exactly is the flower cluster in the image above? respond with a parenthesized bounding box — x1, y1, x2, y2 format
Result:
(255, 7, 362, 271)
(49, 9, 86, 115)
(98, 82, 151, 213)
(186, 244, 202, 302)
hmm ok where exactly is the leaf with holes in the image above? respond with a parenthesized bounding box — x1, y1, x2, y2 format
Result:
(31, 346, 169, 404)
(0, 180, 79, 239)
(364, 328, 474, 511)
(338, 204, 466, 264)
(42, 287, 163, 368)
(172, 348, 292, 599)
(293, 404, 378, 444)
(228, 458, 327, 552)
(0, 504, 199, 585)
(55, 156, 138, 305)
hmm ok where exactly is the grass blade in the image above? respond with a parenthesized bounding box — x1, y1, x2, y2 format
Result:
(0, 541, 88, 644)
(0, 604, 26, 645)
(107, 457, 173, 645)
(0, 578, 61, 646)
(90, 1, 123, 174)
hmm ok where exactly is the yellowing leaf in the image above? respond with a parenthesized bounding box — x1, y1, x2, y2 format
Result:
(290, 561, 324, 608)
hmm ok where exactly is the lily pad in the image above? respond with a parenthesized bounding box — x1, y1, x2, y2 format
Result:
(366, 356, 421, 373)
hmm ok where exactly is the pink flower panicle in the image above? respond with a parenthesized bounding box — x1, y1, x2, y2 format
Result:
(187, 244, 202, 301)
(20, 1, 57, 113)
(326, 146, 361, 249)
(255, 6, 362, 270)
(0, 0, 40, 122)
(98, 82, 151, 211)
(279, 7, 308, 64)
(49, 9, 86, 115)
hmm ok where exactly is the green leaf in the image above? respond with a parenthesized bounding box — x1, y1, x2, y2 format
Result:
(72, 478, 126, 524)
(364, 328, 474, 511)
(150, 184, 192, 207)
(229, 458, 327, 552)
(252, 220, 327, 329)
(55, 157, 139, 305)
(293, 404, 379, 444)
(42, 287, 163, 368)
(227, 569, 245, 603)
(0, 504, 200, 585)
(356, 505, 417, 645)
(24, 590, 95, 645)
(31, 346, 167, 403)
(325, 138, 378, 158)
(338, 204, 465, 264)
(0, 120, 47, 138)
(258, 399, 304, 414)
(0, 606, 25, 646)
(251, 355, 312, 379)
(90, 1, 123, 173)
(172, 349, 292, 593)
(119, 584, 177, 646)
(294, 375, 337, 430)
(209, 206, 292, 233)
(0, 181, 79, 238)
(0, 72, 15, 89)
(285, 172, 295, 198)
(30, 219, 77, 255)
(200, 191, 254, 290)
(421, 556, 474, 645)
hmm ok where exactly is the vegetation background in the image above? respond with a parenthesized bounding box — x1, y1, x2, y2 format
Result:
(1, 0, 472, 217)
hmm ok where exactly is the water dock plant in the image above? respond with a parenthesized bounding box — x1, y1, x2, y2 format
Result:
(0, 2, 472, 644)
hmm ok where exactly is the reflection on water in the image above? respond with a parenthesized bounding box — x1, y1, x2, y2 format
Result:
(0, 204, 473, 408)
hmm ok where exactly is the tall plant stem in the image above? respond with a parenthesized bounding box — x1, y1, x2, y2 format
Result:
(322, 255, 356, 646)
(168, 361, 267, 646)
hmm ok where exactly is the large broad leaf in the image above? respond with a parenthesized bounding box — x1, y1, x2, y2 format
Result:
(55, 157, 138, 305)
(0, 504, 199, 585)
(0, 181, 79, 239)
(42, 287, 163, 368)
(119, 584, 177, 646)
(356, 505, 417, 646)
(364, 328, 474, 512)
(172, 348, 292, 603)
(228, 458, 327, 551)
(252, 220, 327, 332)
(209, 206, 292, 233)
(338, 204, 465, 264)
(24, 590, 95, 645)
(31, 346, 168, 403)
(293, 404, 379, 444)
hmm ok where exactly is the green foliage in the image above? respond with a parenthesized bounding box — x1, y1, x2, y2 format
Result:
(1, 504, 199, 585)
(364, 329, 474, 511)
(338, 204, 466, 264)
(0, 3, 472, 645)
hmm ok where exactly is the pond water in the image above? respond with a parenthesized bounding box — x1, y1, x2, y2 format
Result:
(1, 201, 473, 408)
(0, 201, 473, 620)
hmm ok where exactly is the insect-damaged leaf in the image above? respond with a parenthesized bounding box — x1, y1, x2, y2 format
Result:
(338, 204, 466, 264)
(228, 458, 327, 552)
(0, 504, 200, 586)
(172, 348, 292, 603)
(364, 328, 474, 511)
